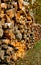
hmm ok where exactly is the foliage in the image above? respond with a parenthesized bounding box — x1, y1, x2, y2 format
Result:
(32, 0, 41, 24)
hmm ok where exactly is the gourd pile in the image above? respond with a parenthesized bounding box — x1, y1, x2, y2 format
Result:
(0, 0, 41, 65)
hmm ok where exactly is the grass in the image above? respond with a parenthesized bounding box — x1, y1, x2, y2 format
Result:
(16, 41, 41, 65)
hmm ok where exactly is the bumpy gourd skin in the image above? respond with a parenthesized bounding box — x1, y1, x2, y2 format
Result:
(0, 0, 41, 65)
(0, 43, 15, 65)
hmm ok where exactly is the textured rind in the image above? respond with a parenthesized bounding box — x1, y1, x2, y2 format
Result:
(0, 0, 41, 65)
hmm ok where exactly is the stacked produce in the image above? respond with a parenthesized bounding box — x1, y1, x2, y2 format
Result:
(0, 0, 41, 65)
